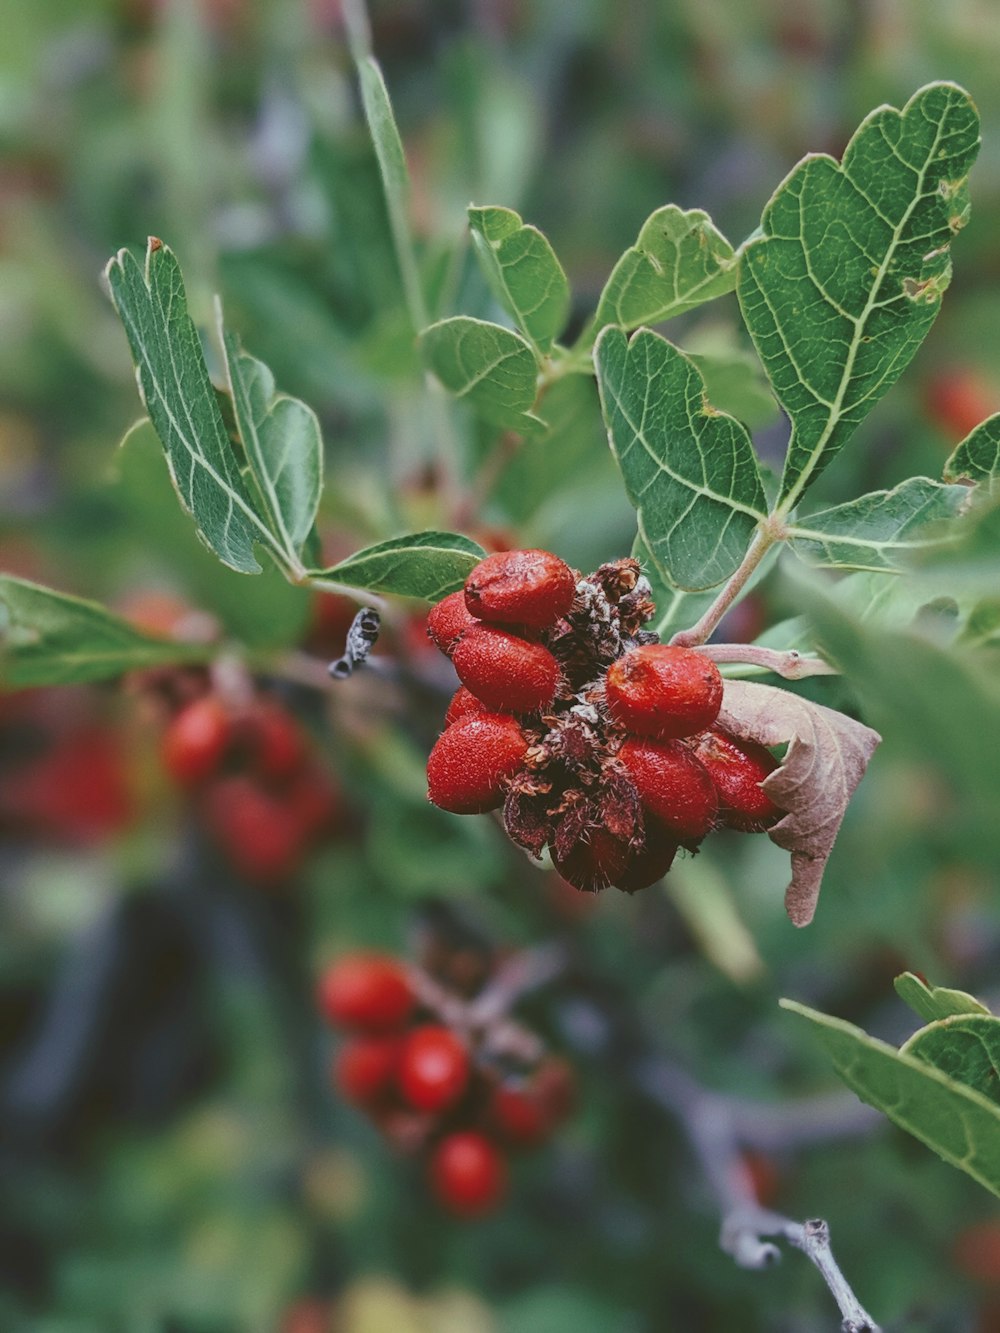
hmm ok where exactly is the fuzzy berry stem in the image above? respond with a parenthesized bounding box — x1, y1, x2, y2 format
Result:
(670, 523, 784, 649)
(692, 644, 838, 680)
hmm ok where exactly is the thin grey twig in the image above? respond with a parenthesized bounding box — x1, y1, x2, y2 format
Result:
(636, 1058, 881, 1332)
(694, 643, 839, 679)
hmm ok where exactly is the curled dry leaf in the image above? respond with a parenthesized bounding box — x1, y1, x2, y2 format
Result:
(717, 681, 881, 926)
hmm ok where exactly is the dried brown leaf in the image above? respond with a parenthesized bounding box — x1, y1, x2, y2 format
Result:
(717, 681, 881, 926)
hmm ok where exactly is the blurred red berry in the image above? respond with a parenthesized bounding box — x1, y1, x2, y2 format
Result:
(489, 1082, 551, 1148)
(954, 1220, 1000, 1285)
(925, 369, 999, 442)
(464, 549, 576, 628)
(397, 1025, 470, 1112)
(429, 1131, 507, 1216)
(248, 700, 306, 782)
(605, 644, 723, 739)
(317, 953, 414, 1031)
(0, 724, 133, 845)
(334, 1034, 403, 1106)
(452, 626, 559, 714)
(203, 777, 304, 883)
(162, 696, 232, 786)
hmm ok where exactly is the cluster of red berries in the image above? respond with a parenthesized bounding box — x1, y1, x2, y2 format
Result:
(317, 951, 573, 1217)
(159, 688, 341, 883)
(424, 550, 783, 893)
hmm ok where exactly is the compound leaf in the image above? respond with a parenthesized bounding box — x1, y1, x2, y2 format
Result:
(314, 532, 486, 601)
(739, 83, 981, 507)
(782, 998, 1000, 1199)
(787, 476, 968, 571)
(592, 206, 736, 337)
(468, 205, 570, 354)
(0, 576, 208, 689)
(596, 326, 767, 591)
(105, 238, 276, 574)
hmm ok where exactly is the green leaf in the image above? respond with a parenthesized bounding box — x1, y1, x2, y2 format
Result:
(595, 326, 768, 591)
(220, 318, 322, 562)
(468, 205, 570, 354)
(0, 576, 209, 689)
(354, 54, 427, 329)
(944, 412, 1000, 489)
(105, 239, 275, 574)
(684, 323, 779, 431)
(781, 998, 1000, 1199)
(902, 1015, 1000, 1107)
(421, 316, 541, 430)
(739, 83, 981, 508)
(592, 205, 736, 338)
(633, 533, 715, 639)
(894, 971, 992, 1023)
(787, 477, 969, 571)
(313, 532, 486, 600)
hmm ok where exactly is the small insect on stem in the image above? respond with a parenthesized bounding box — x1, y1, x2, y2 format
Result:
(328, 607, 381, 680)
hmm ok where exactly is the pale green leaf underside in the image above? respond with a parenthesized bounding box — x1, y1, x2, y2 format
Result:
(593, 205, 736, 337)
(468, 205, 570, 355)
(596, 327, 767, 591)
(221, 323, 322, 559)
(314, 532, 486, 601)
(781, 998, 1000, 1199)
(902, 1015, 1000, 1108)
(420, 316, 541, 430)
(0, 576, 208, 689)
(105, 239, 272, 574)
(633, 533, 717, 640)
(894, 971, 992, 1024)
(739, 82, 981, 507)
(787, 476, 968, 571)
(944, 412, 1000, 488)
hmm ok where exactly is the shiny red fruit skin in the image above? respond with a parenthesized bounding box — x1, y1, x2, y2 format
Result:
(464, 549, 576, 628)
(317, 953, 413, 1031)
(334, 1034, 402, 1106)
(693, 727, 782, 831)
(618, 739, 718, 841)
(426, 714, 528, 814)
(444, 685, 493, 727)
(426, 590, 480, 655)
(397, 1025, 470, 1112)
(551, 828, 631, 892)
(161, 696, 232, 786)
(429, 1131, 507, 1216)
(452, 626, 559, 714)
(605, 644, 723, 739)
(616, 825, 678, 892)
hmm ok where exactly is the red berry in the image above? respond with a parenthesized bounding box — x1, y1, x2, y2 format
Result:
(203, 776, 305, 882)
(464, 549, 576, 628)
(489, 1082, 551, 1148)
(550, 828, 631, 893)
(605, 644, 723, 739)
(247, 700, 305, 781)
(444, 685, 492, 727)
(427, 590, 480, 655)
(161, 696, 232, 786)
(452, 626, 559, 715)
(741, 1151, 781, 1207)
(334, 1034, 402, 1106)
(397, 1025, 469, 1112)
(954, 1220, 1000, 1285)
(925, 369, 998, 442)
(616, 825, 679, 892)
(429, 1131, 507, 1216)
(426, 715, 528, 814)
(0, 725, 133, 845)
(317, 953, 413, 1031)
(533, 1057, 576, 1125)
(285, 762, 343, 840)
(692, 727, 783, 832)
(618, 739, 718, 842)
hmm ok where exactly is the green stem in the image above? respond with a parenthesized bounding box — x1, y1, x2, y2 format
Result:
(670, 518, 785, 648)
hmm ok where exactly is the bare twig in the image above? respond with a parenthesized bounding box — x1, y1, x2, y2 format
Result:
(636, 1058, 881, 1332)
(670, 523, 782, 648)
